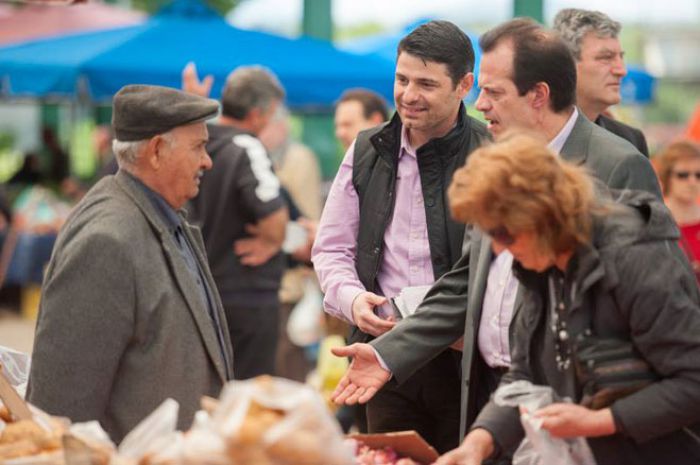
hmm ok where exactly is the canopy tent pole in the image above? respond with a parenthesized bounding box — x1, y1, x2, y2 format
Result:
(513, 0, 544, 23)
(301, 0, 338, 180)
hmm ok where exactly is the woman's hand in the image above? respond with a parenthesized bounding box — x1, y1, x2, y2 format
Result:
(533, 403, 616, 438)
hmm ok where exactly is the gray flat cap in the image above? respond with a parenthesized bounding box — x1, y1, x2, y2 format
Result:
(112, 84, 219, 141)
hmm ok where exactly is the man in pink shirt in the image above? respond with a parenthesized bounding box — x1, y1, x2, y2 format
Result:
(312, 20, 490, 453)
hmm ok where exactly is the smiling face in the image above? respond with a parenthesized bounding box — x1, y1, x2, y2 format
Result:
(157, 122, 212, 209)
(394, 51, 471, 147)
(575, 33, 627, 118)
(475, 41, 538, 138)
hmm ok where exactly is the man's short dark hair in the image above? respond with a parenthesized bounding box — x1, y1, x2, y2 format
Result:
(480, 18, 576, 113)
(397, 20, 475, 87)
(337, 88, 389, 122)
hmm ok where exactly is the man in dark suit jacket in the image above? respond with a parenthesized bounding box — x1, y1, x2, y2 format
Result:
(331, 19, 661, 460)
(28, 85, 233, 443)
(554, 8, 649, 157)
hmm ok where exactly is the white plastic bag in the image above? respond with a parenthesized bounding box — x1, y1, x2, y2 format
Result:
(0, 345, 31, 398)
(494, 381, 597, 465)
(63, 421, 116, 465)
(118, 398, 180, 461)
(286, 278, 324, 347)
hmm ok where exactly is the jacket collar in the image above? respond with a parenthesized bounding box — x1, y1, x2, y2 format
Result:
(114, 170, 178, 236)
(121, 170, 182, 235)
(369, 102, 471, 165)
(559, 109, 593, 166)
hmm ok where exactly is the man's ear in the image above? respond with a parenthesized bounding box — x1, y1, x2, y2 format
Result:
(369, 112, 385, 125)
(247, 107, 263, 126)
(457, 72, 475, 99)
(529, 82, 550, 110)
(145, 135, 165, 170)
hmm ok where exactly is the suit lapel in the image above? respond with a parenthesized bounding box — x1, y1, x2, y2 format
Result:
(459, 230, 493, 437)
(560, 112, 592, 165)
(468, 233, 493, 332)
(115, 172, 228, 382)
(160, 235, 227, 382)
(182, 222, 234, 373)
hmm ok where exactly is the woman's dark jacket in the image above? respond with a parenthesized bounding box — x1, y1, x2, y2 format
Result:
(474, 190, 700, 465)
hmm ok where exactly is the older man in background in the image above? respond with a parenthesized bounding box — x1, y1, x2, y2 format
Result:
(28, 85, 232, 443)
(554, 8, 649, 156)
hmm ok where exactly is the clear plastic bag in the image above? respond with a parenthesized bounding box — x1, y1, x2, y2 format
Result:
(0, 345, 31, 398)
(63, 421, 116, 465)
(117, 398, 180, 462)
(286, 278, 324, 347)
(494, 381, 597, 465)
(112, 377, 354, 465)
(212, 376, 354, 465)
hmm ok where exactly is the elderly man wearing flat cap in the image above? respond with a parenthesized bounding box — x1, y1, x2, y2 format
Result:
(27, 85, 233, 443)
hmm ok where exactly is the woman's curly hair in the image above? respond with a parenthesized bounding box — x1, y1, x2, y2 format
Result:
(448, 132, 596, 256)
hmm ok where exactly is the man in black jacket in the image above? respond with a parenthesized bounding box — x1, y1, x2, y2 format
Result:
(188, 66, 289, 380)
(312, 20, 490, 453)
(554, 8, 649, 156)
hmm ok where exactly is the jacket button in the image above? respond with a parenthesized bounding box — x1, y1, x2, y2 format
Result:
(373, 247, 381, 254)
(426, 197, 435, 207)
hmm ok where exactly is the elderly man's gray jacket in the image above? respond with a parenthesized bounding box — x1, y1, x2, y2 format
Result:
(27, 170, 233, 443)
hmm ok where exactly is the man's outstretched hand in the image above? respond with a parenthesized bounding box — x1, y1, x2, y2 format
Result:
(330, 343, 391, 405)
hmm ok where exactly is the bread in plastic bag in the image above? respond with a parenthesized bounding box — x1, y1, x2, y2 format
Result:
(0, 405, 69, 464)
(494, 381, 597, 465)
(112, 376, 354, 465)
(63, 421, 116, 465)
(212, 375, 354, 465)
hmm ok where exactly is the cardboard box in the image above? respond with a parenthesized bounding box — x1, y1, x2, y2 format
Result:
(348, 430, 439, 464)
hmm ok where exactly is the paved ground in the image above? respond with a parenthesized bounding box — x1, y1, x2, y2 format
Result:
(0, 310, 35, 353)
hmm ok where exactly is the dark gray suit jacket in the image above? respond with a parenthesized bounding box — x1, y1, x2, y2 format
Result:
(371, 111, 662, 438)
(28, 170, 233, 443)
(596, 114, 649, 158)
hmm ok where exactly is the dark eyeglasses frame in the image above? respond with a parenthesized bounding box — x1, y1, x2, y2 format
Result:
(673, 171, 700, 181)
(485, 225, 515, 246)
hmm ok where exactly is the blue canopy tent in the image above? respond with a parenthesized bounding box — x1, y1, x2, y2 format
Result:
(340, 19, 482, 102)
(621, 65, 656, 104)
(0, 0, 395, 110)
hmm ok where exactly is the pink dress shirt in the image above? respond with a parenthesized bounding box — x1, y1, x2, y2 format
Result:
(312, 128, 434, 324)
(478, 108, 579, 368)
